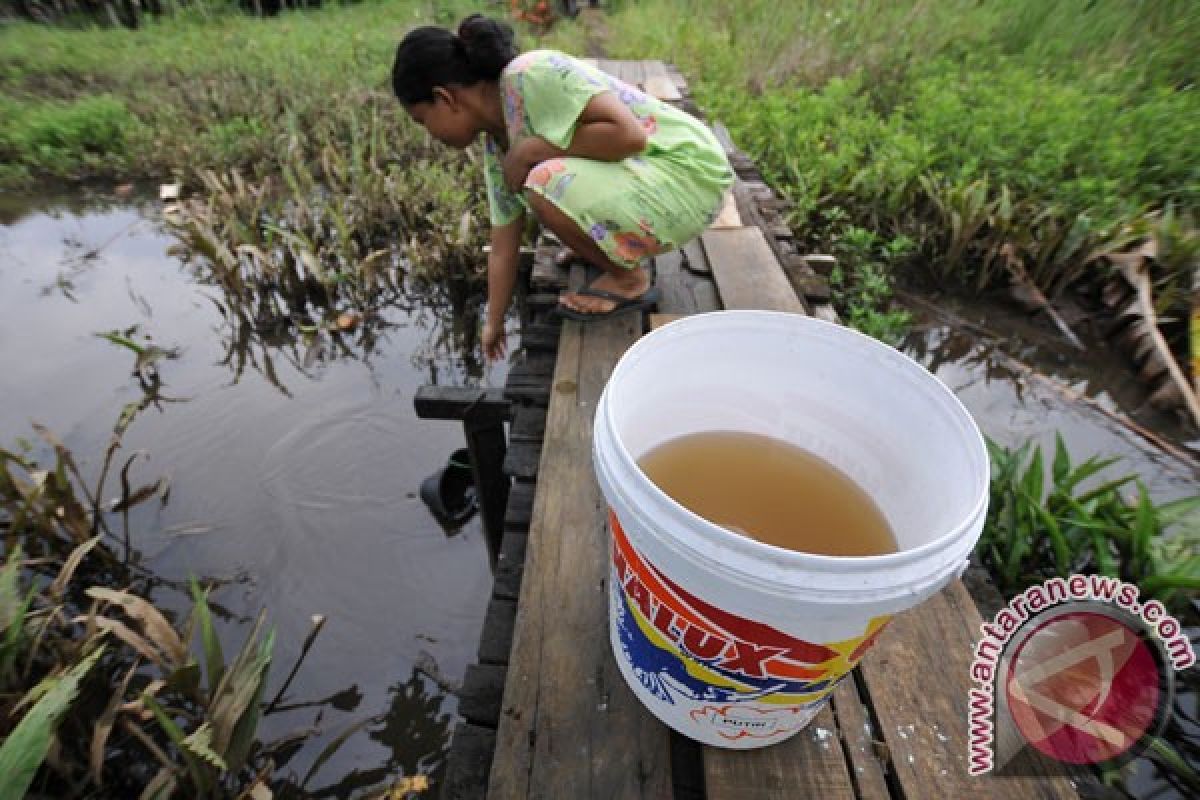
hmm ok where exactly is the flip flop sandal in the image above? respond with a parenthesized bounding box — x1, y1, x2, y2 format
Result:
(552, 285, 661, 322)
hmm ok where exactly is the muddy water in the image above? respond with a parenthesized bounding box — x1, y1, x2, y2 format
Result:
(899, 293, 1199, 500)
(0, 191, 508, 791)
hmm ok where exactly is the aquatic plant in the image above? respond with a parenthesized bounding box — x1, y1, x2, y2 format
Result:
(0, 412, 362, 798)
(982, 433, 1200, 613)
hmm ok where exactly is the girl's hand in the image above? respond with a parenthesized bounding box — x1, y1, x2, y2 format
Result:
(482, 319, 507, 362)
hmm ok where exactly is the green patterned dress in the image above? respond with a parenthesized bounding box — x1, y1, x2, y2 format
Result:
(482, 50, 734, 269)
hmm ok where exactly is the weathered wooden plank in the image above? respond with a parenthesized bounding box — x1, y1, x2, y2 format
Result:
(517, 322, 561, 353)
(477, 596, 516, 666)
(670, 734, 706, 800)
(525, 291, 560, 310)
(510, 405, 547, 443)
(704, 705, 857, 800)
(501, 383, 550, 406)
(666, 63, 688, 95)
(494, 530, 528, 602)
(701, 227, 806, 313)
(441, 723, 496, 800)
(730, 178, 774, 239)
(710, 120, 738, 157)
(680, 238, 710, 276)
(692, 281, 721, 312)
(643, 60, 683, 101)
(653, 249, 702, 315)
(804, 253, 838, 276)
(812, 303, 842, 324)
(510, 349, 556, 378)
(501, 440, 540, 480)
(504, 481, 536, 531)
(464, 416, 509, 549)
(830, 674, 892, 800)
(856, 580, 1079, 800)
(460, 663, 507, 728)
(413, 386, 510, 423)
(488, 308, 672, 798)
(787, 269, 832, 302)
(531, 249, 567, 290)
(649, 313, 686, 330)
(594, 58, 620, 78)
(619, 59, 647, 88)
(729, 181, 810, 310)
(506, 357, 551, 381)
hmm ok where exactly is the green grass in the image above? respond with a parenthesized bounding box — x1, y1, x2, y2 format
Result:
(0, 0, 480, 183)
(578, 0, 1200, 330)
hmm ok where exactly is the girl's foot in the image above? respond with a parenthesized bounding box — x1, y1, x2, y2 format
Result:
(558, 264, 652, 316)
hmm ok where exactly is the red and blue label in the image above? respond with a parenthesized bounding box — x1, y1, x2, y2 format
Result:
(610, 511, 890, 739)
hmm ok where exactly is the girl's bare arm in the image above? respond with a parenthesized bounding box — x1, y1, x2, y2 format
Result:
(482, 214, 525, 359)
(503, 92, 647, 188)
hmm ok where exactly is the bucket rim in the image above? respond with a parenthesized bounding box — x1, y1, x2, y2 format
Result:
(597, 310, 990, 573)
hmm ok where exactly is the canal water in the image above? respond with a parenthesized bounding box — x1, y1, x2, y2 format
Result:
(0, 189, 508, 792)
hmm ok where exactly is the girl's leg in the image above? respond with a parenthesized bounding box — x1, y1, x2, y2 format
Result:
(524, 190, 651, 316)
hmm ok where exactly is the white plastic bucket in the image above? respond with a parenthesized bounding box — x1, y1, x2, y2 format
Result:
(593, 310, 989, 748)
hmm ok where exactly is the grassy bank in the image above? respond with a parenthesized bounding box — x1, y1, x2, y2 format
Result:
(0, 1, 470, 184)
(581, 0, 1199, 337)
(1, 0, 505, 345)
(6, 1, 1194, 317)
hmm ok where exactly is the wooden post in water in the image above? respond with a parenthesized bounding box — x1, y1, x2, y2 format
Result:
(464, 415, 509, 562)
(414, 387, 511, 563)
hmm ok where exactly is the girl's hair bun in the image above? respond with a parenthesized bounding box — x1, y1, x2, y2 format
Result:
(457, 14, 517, 81)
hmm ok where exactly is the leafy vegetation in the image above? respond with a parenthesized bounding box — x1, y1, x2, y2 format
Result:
(0, 410, 372, 797)
(580, 0, 1199, 338)
(983, 434, 1199, 613)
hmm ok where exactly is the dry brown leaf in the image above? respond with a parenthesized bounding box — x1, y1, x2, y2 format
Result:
(86, 588, 186, 667)
(82, 615, 164, 666)
(91, 661, 140, 786)
(390, 775, 431, 797)
(1149, 380, 1185, 410)
(1116, 260, 1200, 424)
(1139, 357, 1168, 384)
(50, 536, 102, 600)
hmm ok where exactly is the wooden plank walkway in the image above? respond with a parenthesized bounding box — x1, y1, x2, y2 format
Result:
(440, 59, 1084, 800)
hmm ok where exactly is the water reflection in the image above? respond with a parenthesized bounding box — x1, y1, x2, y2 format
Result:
(185, 249, 488, 396)
(899, 294, 1199, 484)
(904, 323, 1030, 403)
(1, 194, 496, 796)
(276, 669, 453, 799)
